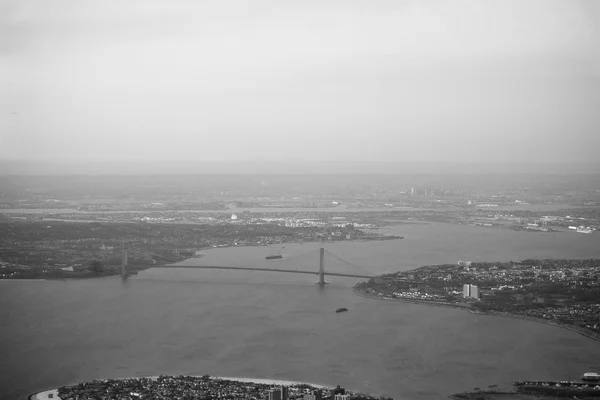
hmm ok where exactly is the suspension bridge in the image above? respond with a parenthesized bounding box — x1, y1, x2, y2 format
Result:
(128, 248, 388, 285)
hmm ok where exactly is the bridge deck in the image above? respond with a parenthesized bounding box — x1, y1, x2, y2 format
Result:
(154, 264, 377, 279)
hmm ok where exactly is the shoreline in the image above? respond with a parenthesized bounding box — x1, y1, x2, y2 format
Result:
(448, 392, 519, 400)
(29, 375, 333, 400)
(353, 285, 600, 343)
(0, 279, 47, 282)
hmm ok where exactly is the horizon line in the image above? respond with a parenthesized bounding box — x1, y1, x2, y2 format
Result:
(1, 159, 599, 176)
(2, 159, 600, 166)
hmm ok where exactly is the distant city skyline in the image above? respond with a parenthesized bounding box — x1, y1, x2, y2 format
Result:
(1, 0, 599, 163)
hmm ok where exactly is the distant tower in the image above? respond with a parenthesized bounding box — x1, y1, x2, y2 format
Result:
(463, 284, 479, 299)
(463, 284, 470, 298)
(121, 240, 129, 278)
(267, 386, 288, 400)
(281, 386, 289, 400)
(318, 247, 326, 286)
(330, 385, 346, 400)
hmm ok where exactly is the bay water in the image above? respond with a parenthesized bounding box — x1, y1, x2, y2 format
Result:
(2, 223, 600, 400)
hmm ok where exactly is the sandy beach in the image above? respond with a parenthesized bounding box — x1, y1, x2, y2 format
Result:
(29, 376, 331, 399)
(30, 389, 58, 400)
(213, 376, 329, 388)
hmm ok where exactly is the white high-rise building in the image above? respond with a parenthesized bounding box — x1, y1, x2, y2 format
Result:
(463, 284, 480, 299)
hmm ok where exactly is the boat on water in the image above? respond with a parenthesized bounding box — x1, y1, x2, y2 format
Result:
(582, 372, 600, 382)
(335, 308, 348, 313)
(266, 246, 285, 260)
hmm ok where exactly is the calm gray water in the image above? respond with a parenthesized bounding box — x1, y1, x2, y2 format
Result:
(2, 223, 600, 400)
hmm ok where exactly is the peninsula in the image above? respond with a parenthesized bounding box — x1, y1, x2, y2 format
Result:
(355, 258, 600, 341)
(29, 375, 393, 400)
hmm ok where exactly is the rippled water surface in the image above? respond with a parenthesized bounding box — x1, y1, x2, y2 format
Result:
(2, 223, 600, 400)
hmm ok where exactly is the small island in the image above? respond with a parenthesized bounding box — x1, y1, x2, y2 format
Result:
(29, 375, 393, 400)
(355, 258, 600, 341)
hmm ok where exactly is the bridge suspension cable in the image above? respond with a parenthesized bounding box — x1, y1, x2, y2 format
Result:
(324, 250, 373, 276)
(259, 249, 322, 273)
(159, 248, 378, 281)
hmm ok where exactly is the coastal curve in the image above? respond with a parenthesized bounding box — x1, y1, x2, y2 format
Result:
(29, 376, 334, 400)
(353, 285, 600, 343)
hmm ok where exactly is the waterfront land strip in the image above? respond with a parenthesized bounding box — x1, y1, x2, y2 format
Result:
(30, 375, 388, 400)
(354, 258, 600, 341)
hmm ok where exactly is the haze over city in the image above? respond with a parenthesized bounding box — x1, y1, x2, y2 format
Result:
(3, 2, 600, 400)
(1, 0, 600, 165)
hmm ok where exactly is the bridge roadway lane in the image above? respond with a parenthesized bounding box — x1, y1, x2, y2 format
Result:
(153, 264, 376, 279)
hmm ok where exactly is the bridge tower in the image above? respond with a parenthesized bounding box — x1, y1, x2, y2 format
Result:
(318, 247, 325, 285)
(121, 240, 129, 278)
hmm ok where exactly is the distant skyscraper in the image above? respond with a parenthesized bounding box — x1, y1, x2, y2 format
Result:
(267, 386, 288, 400)
(267, 389, 281, 400)
(330, 385, 345, 400)
(463, 284, 470, 298)
(463, 284, 480, 299)
(304, 390, 323, 400)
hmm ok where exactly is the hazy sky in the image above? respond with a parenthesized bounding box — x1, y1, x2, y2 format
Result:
(1, 0, 599, 163)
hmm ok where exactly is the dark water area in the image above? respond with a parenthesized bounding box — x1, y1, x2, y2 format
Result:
(2, 274, 600, 400)
(2, 223, 600, 400)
